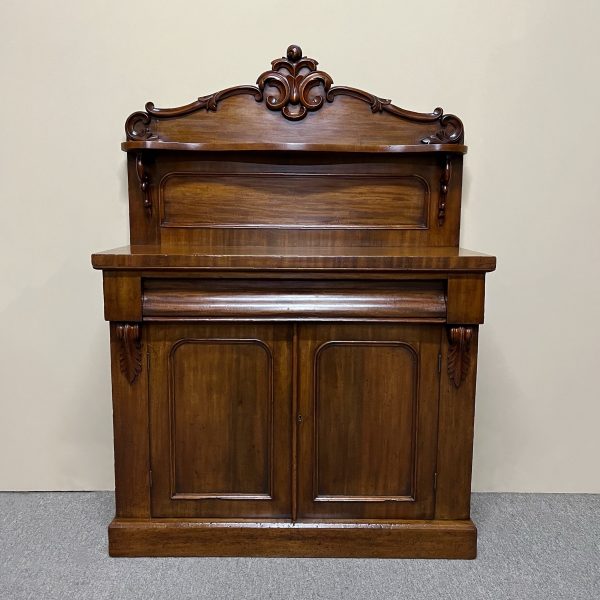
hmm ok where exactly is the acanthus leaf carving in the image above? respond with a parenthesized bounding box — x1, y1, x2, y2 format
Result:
(447, 326, 473, 388)
(116, 324, 142, 385)
(326, 86, 393, 113)
(145, 85, 263, 118)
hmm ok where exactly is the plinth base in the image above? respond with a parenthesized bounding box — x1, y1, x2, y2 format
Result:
(108, 518, 477, 559)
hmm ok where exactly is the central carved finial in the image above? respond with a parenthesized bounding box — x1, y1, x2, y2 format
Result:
(286, 44, 303, 62)
(257, 45, 332, 121)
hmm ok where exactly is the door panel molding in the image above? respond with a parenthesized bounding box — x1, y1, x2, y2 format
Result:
(313, 340, 419, 503)
(167, 338, 274, 501)
(149, 323, 292, 519)
(297, 323, 441, 520)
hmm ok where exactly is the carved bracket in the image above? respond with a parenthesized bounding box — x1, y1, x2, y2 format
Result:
(116, 324, 142, 384)
(125, 44, 464, 141)
(447, 326, 473, 388)
(135, 153, 152, 215)
(438, 154, 453, 226)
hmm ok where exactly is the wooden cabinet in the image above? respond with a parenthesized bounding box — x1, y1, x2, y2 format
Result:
(93, 45, 495, 558)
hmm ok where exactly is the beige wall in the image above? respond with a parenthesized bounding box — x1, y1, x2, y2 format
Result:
(1, 0, 599, 492)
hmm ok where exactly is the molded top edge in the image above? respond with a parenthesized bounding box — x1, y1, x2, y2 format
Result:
(121, 141, 468, 154)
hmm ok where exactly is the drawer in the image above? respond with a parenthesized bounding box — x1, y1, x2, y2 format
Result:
(142, 279, 446, 321)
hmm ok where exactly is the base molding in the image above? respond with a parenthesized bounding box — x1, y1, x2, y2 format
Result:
(108, 518, 477, 559)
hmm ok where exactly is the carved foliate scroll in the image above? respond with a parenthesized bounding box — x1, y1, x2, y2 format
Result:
(125, 45, 463, 141)
(116, 324, 142, 384)
(420, 114, 464, 144)
(447, 326, 472, 388)
(257, 44, 333, 121)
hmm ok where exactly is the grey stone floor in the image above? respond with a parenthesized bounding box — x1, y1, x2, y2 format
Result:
(0, 492, 599, 599)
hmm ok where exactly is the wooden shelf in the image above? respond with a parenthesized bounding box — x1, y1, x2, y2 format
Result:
(121, 141, 468, 154)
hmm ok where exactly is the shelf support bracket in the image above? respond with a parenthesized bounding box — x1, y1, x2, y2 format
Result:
(438, 154, 452, 226)
(135, 152, 152, 215)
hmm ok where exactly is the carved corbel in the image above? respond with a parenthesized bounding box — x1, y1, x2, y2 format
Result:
(447, 326, 472, 388)
(438, 154, 452, 226)
(135, 153, 152, 215)
(116, 323, 142, 384)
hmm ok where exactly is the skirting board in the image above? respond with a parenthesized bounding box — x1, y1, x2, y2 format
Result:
(108, 518, 477, 559)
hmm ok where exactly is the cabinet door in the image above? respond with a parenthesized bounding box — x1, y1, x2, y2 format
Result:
(148, 323, 292, 518)
(297, 324, 441, 520)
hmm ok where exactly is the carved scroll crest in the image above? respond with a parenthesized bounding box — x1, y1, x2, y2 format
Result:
(125, 44, 463, 143)
(447, 326, 472, 388)
(116, 324, 142, 384)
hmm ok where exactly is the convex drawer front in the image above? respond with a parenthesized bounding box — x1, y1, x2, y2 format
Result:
(143, 279, 447, 322)
(147, 322, 441, 521)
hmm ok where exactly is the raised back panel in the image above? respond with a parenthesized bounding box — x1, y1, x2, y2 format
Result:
(161, 172, 429, 229)
(125, 45, 465, 247)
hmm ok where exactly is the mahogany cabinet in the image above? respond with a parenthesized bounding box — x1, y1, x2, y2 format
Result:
(92, 45, 495, 558)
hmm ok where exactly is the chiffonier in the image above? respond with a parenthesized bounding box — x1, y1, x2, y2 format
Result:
(92, 45, 495, 559)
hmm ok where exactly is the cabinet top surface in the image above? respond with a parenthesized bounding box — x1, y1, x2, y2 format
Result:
(92, 245, 496, 273)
